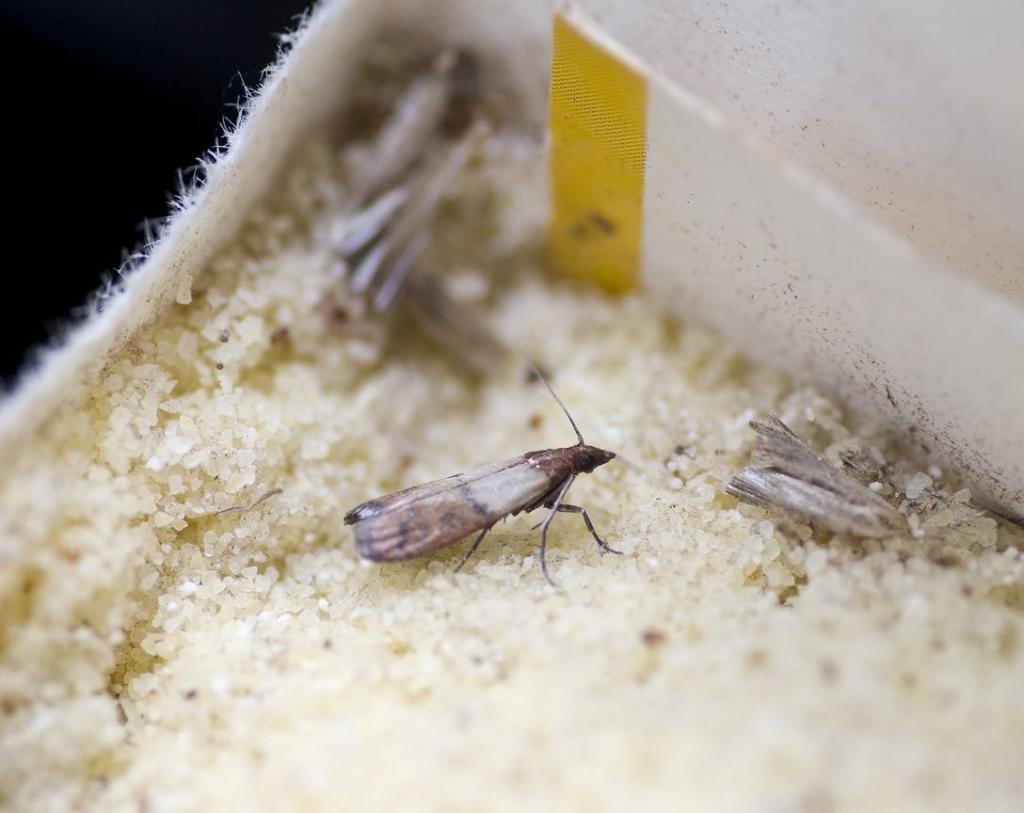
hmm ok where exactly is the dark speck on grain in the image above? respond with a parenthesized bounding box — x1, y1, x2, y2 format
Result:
(641, 628, 668, 648)
(271, 326, 291, 346)
(930, 552, 962, 569)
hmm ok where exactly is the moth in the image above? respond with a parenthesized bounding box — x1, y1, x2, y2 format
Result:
(726, 415, 906, 537)
(327, 48, 507, 376)
(345, 372, 619, 586)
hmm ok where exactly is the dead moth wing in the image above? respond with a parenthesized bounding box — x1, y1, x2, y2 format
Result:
(748, 415, 858, 495)
(728, 415, 906, 538)
(728, 467, 904, 537)
(347, 455, 557, 562)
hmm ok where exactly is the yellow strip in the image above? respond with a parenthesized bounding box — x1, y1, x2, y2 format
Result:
(548, 9, 647, 293)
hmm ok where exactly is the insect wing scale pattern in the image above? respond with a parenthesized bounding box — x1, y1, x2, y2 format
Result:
(346, 453, 568, 561)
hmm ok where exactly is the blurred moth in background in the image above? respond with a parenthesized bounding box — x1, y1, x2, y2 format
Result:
(327, 48, 508, 375)
(345, 371, 619, 588)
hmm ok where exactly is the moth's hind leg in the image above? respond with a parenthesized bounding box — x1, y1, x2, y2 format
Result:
(454, 524, 493, 573)
(552, 504, 622, 555)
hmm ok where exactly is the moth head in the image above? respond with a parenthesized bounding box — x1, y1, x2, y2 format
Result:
(573, 444, 616, 474)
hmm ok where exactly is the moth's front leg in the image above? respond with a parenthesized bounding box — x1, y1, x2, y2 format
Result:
(550, 503, 621, 555)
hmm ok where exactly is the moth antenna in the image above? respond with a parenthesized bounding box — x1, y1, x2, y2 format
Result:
(528, 361, 585, 445)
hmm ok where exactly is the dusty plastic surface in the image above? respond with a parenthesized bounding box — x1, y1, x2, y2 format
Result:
(585, 0, 1024, 306)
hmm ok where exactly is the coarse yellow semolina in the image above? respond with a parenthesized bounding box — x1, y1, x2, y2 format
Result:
(2, 127, 1023, 813)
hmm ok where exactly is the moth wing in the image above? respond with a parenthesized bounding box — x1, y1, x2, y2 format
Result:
(750, 415, 855, 493)
(347, 456, 556, 561)
(345, 457, 526, 523)
(727, 468, 905, 538)
(738, 415, 906, 537)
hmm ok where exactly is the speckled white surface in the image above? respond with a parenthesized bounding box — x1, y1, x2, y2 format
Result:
(584, 0, 1024, 306)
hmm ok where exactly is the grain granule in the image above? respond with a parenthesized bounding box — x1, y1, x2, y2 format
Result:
(1, 128, 1023, 813)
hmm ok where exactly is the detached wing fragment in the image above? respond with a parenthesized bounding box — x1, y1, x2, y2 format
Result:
(727, 416, 906, 538)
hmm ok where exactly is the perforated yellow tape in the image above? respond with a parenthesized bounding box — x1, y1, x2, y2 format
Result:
(548, 9, 647, 293)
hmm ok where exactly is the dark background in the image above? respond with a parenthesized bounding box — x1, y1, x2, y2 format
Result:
(2, 1, 312, 385)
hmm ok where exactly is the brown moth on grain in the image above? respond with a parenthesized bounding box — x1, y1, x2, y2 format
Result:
(345, 370, 619, 587)
(726, 415, 906, 537)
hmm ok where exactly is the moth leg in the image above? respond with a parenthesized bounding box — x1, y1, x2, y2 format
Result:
(538, 476, 575, 590)
(454, 524, 492, 573)
(551, 504, 622, 555)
